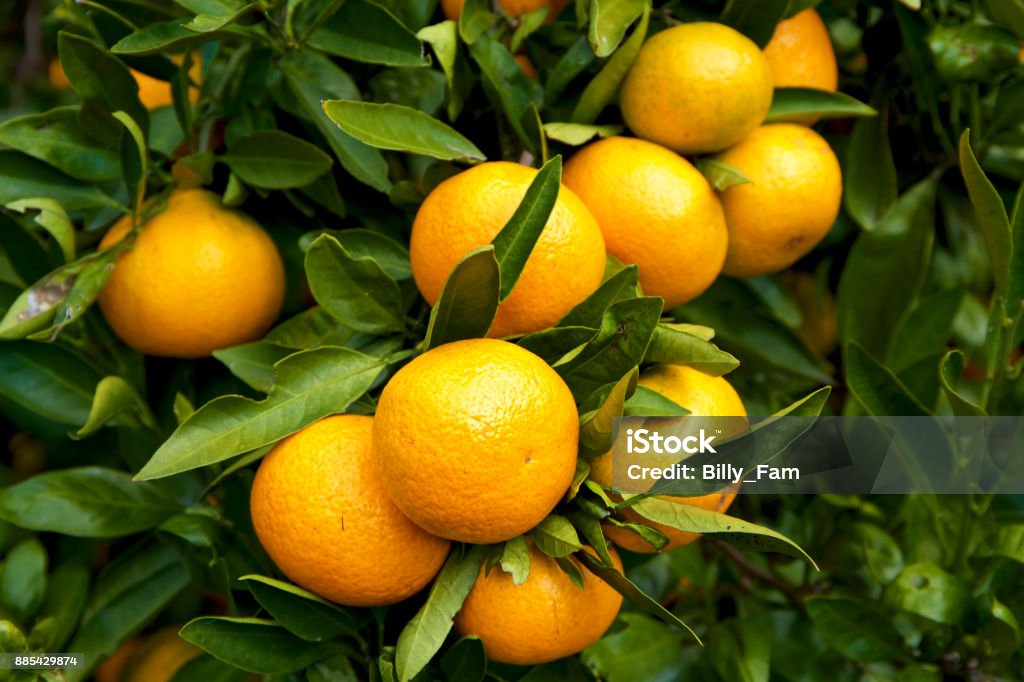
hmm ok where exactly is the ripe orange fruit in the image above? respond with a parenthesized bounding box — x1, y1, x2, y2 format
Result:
(563, 136, 728, 310)
(784, 271, 838, 356)
(592, 364, 747, 553)
(49, 57, 200, 109)
(374, 339, 579, 544)
(410, 162, 606, 338)
(454, 543, 623, 665)
(250, 415, 451, 606)
(98, 188, 285, 358)
(441, 0, 568, 20)
(119, 627, 200, 682)
(715, 124, 842, 278)
(619, 22, 774, 155)
(764, 9, 838, 92)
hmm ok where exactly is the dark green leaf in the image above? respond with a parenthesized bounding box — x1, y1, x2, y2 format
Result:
(309, 0, 429, 67)
(112, 18, 217, 56)
(579, 368, 637, 458)
(0, 342, 99, 425)
(938, 351, 986, 416)
(181, 617, 330, 674)
(805, 596, 908, 663)
(0, 538, 47, 623)
(136, 348, 385, 479)
(222, 131, 333, 189)
(468, 34, 542, 152)
(440, 637, 486, 682)
(533, 515, 584, 558)
(844, 103, 898, 232)
(242, 575, 368, 642)
(643, 324, 739, 376)
(424, 246, 500, 350)
(58, 32, 148, 138)
(720, 0, 789, 47)
(0, 467, 181, 537)
(306, 234, 405, 334)
(0, 152, 122, 210)
(582, 614, 686, 682)
(0, 108, 119, 182)
(492, 156, 562, 300)
(960, 129, 1012, 295)
(395, 545, 487, 682)
(213, 342, 294, 393)
(845, 342, 930, 416)
(571, 4, 649, 124)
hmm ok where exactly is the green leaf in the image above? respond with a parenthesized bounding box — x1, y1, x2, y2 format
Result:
(458, 0, 495, 44)
(576, 552, 701, 642)
(306, 234, 405, 334)
(112, 18, 217, 55)
(0, 539, 47, 623)
(0, 107, 119, 182)
(322, 100, 484, 162)
(589, 0, 647, 57)
(499, 536, 531, 585)
(720, 0, 790, 47)
(544, 37, 597, 106)
(938, 351, 986, 416)
(34, 561, 89, 651)
(805, 596, 908, 663)
(622, 385, 687, 417)
(845, 342, 930, 416)
(959, 129, 1012, 295)
(222, 131, 333, 190)
(557, 296, 662, 401)
(0, 152, 122, 210)
(395, 545, 487, 682)
(186, 3, 262, 32)
(533, 515, 585, 558)
(643, 324, 740, 376)
(1008, 183, 1024, 313)
(986, 0, 1024, 40)
(695, 158, 751, 191)
(583, 614, 686, 682)
(136, 347, 385, 480)
(65, 543, 189, 682)
(579, 368, 637, 458)
(424, 246, 500, 350)
(279, 51, 391, 192)
(113, 111, 148, 214)
(72, 376, 155, 439)
(844, 103, 898, 232)
(58, 32, 148, 138)
(571, 4, 648, 124)
(309, 0, 429, 67)
(707, 617, 771, 682)
(181, 617, 330, 674)
(168, 656, 253, 682)
(629, 496, 818, 568)
(213, 342, 295, 393)
(4, 198, 75, 264)
(468, 34, 542, 152)
(885, 563, 969, 625)
(542, 122, 623, 146)
(838, 179, 936, 362)
(559, 264, 640, 329)
(418, 21, 470, 121)
(0, 467, 182, 537)
(440, 637, 486, 682)
(889, 289, 964, 373)
(492, 156, 562, 300)
(0, 342, 99, 425)
(766, 88, 878, 123)
(241, 575, 368, 642)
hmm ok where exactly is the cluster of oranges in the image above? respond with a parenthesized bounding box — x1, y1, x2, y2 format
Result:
(81, 6, 842, 667)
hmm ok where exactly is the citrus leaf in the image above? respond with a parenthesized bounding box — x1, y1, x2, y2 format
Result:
(0, 341, 99, 425)
(180, 617, 330, 674)
(306, 234, 405, 334)
(576, 551, 701, 643)
(579, 368, 637, 458)
(0, 151, 122, 210)
(589, 0, 647, 57)
(542, 122, 623, 146)
(241, 575, 369, 642)
(938, 350, 986, 416)
(222, 131, 333, 190)
(395, 545, 487, 682)
(499, 536, 531, 585)
(805, 596, 909, 663)
(0, 467, 182, 537)
(113, 111, 148, 213)
(720, 0, 789, 47)
(135, 347, 386, 480)
(418, 20, 470, 121)
(622, 386, 687, 417)
(440, 637, 486, 682)
(4, 198, 75, 264)
(628, 496, 819, 569)
(959, 129, 1012, 295)
(458, 0, 494, 44)
(112, 18, 219, 55)
(322, 100, 484, 162)
(643, 324, 739, 376)
(559, 264, 640, 328)
(309, 0, 429, 67)
(571, 4, 648, 124)
(279, 51, 391, 192)
(766, 88, 878, 122)
(0, 539, 47, 623)
(0, 107, 120, 182)
(845, 342, 931, 416)
(72, 376, 155, 439)
(695, 158, 751, 191)
(58, 31, 148, 138)
(424, 246, 500, 350)
(533, 515, 584, 558)
(845, 100, 897, 232)
(213, 342, 295, 393)
(468, 34, 542, 153)
(491, 155, 561, 300)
